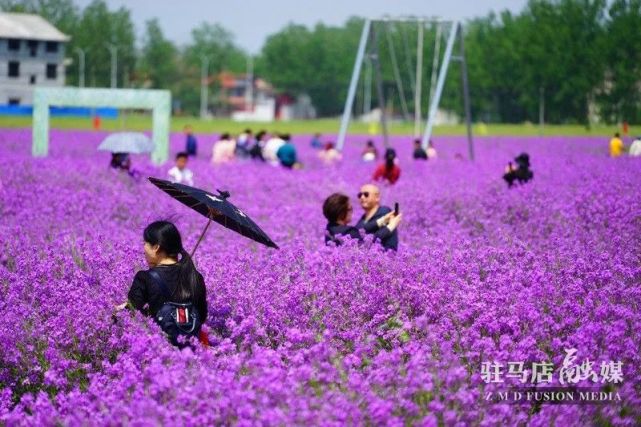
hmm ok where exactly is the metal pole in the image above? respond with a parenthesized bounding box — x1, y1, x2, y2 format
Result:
(246, 55, 254, 111)
(200, 56, 209, 119)
(363, 57, 372, 114)
(429, 23, 442, 108)
(384, 22, 410, 121)
(400, 23, 416, 95)
(421, 21, 459, 151)
(414, 21, 424, 137)
(539, 86, 544, 136)
(74, 47, 85, 88)
(337, 19, 371, 151)
(372, 25, 390, 149)
(459, 24, 474, 161)
(106, 43, 117, 88)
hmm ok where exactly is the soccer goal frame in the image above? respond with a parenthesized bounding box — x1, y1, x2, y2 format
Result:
(32, 87, 172, 164)
(336, 18, 474, 160)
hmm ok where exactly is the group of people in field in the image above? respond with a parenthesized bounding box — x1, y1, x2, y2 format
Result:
(114, 126, 641, 350)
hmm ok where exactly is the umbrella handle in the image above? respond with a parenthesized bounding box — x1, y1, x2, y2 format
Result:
(191, 217, 212, 258)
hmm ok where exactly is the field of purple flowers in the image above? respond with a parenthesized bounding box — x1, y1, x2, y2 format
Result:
(0, 129, 640, 425)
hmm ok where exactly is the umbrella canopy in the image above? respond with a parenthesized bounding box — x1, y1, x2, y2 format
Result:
(98, 132, 154, 154)
(148, 177, 279, 249)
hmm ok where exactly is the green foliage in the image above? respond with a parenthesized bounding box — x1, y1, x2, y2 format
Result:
(3, 0, 641, 123)
(139, 18, 178, 90)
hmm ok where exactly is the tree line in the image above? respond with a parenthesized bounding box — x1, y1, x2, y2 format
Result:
(2, 0, 641, 124)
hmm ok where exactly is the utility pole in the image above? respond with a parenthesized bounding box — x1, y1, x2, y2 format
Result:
(106, 43, 117, 88)
(200, 56, 210, 119)
(245, 55, 254, 111)
(74, 47, 85, 88)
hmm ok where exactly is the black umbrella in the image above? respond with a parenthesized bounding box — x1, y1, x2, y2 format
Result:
(148, 177, 279, 254)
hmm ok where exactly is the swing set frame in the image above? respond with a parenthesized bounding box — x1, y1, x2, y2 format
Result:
(336, 17, 474, 160)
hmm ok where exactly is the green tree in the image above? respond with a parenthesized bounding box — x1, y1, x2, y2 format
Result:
(139, 18, 178, 90)
(598, 0, 641, 123)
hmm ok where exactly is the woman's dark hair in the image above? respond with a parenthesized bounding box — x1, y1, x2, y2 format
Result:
(143, 221, 199, 301)
(220, 132, 230, 140)
(256, 130, 266, 141)
(384, 148, 396, 170)
(323, 193, 350, 224)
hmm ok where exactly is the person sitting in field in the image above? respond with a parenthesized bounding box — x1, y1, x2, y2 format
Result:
(629, 136, 641, 157)
(323, 192, 399, 247)
(426, 140, 437, 159)
(118, 221, 207, 348)
(311, 133, 323, 149)
(318, 142, 342, 164)
(413, 139, 428, 160)
(211, 133, 236, 164)
(373, 148, 401, 185)
(362, 140, 378, 162)
(609, 132, 625, 158)
(355, 183, 402, 251)
(168, 152, 194, 186)
(110, 152, 130, 170)
(503, 153, 534, 188)
(276, 134, 297, 168)
(184, 125, 198, 157)
(235, 128, 253, 159)
(249, 130, 267, 161)
(110, 152, 140, 179)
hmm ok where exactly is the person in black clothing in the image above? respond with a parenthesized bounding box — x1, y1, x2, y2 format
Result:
(355, 184, 401, 251)
(117, 221, 208, 342)
(323, 192, 401, 247)
(412, 139, 428, 160)
(503, 152, 534, 188)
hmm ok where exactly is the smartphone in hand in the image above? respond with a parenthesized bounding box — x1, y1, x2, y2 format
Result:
(394, 202, 399, 215)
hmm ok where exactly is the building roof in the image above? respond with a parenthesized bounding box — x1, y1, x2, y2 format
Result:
(0, 12, 70, 42)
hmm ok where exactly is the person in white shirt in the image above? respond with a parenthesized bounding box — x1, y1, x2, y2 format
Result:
(168, 152, 194, 186)
(263, 134, 285, 166)
(629, 137, 641, 157)
(211, 133, 237, 164)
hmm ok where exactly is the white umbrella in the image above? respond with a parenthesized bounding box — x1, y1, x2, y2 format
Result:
(98, 132, 154, 154)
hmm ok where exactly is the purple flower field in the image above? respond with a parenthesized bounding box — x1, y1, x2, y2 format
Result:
(0, 129, 640, 425)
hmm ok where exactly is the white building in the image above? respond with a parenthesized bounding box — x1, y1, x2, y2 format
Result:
(0, 12, 69, 105)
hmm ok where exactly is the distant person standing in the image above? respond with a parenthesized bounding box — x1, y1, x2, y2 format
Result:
(235, 128, 253, 159)
(426, 140, 437, 159)
(318, 142, 342, 164)
(412, 139, 428, 160)
(184, 125, 198, 156)
(263, 133, 285, 165)
(211, 133, 236, 164)
(311, 133, 323, 149)
(609, 132, 625, 157)
(373, 148, 401, 185)
(276, 134, 297, 168)
(629, 136, 641, 157)
(168, 152, 194, 186)
(250, 130, 267, 161)
(355, 183, 401, 251)
(362, 140, 378, 162)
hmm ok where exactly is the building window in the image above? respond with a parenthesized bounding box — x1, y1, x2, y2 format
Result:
(46, 64, 57, 79)
(8, 61, 20, 78)
(8, 98, 20, 106)
(30, 75, 36, 85)
(8, 39, 20, 51)
(27, 40, 38, 57)
(45, 41, 58, 53)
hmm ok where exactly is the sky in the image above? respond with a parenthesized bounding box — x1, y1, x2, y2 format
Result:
(75, 0, 529, 54)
